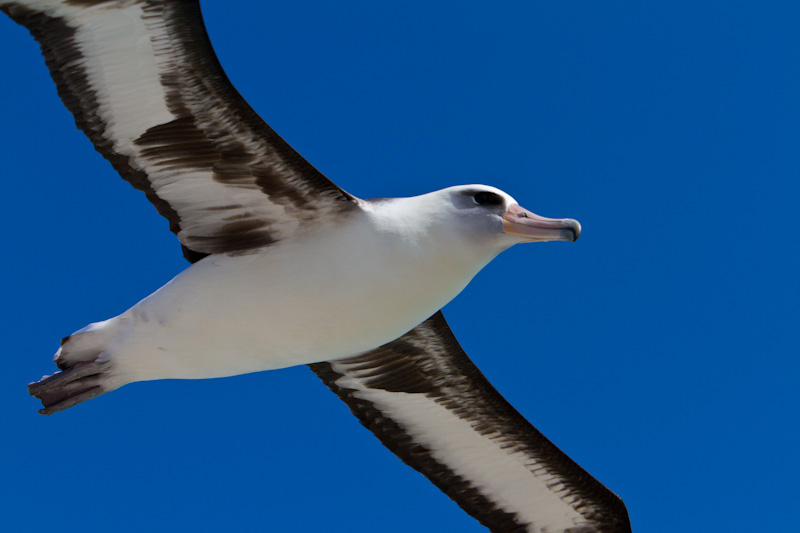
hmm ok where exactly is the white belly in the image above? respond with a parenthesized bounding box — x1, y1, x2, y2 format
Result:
(101, 220, 496, 383)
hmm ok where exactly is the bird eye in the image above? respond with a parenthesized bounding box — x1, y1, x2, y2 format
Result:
(472, 191, 504, 206)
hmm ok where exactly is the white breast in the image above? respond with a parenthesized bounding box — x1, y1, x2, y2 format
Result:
(100, 202, 499, 384)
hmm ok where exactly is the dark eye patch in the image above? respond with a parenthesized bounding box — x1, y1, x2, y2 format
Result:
(472, 191, 504, 206)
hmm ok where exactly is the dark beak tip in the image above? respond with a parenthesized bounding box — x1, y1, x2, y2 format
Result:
(567, 220, 581, 242)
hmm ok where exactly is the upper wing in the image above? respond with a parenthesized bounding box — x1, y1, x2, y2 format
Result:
(2, 0, 357, 262)
(310, 312, 631, 533)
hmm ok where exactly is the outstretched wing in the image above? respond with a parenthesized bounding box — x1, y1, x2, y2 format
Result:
(310, 312, 631, 533)
(2, 0, 357, 262)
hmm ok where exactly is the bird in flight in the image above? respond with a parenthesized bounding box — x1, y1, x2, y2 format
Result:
(2, 1, 630, 531)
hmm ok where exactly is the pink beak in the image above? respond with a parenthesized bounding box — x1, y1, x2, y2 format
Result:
(501, 204, 581, 242)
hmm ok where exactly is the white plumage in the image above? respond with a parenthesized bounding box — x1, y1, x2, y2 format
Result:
(60, 186, 529, 388)
(4, 1, 630, 531)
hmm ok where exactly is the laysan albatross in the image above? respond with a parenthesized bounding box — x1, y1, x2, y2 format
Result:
(2, 1, 631, 532)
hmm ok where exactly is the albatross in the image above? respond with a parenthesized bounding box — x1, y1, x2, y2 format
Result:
(2, 1, 631, 532)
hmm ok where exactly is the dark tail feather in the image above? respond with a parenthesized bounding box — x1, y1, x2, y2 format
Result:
(29, 360, 114, 415)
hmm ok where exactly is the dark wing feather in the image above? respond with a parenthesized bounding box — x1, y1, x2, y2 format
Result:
(2, 0, 357, 261)
(310, 312, 631, 533)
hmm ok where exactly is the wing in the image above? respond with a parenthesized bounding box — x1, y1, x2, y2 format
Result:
(310, 312, 631, 533)
(1, 0, 357, 262)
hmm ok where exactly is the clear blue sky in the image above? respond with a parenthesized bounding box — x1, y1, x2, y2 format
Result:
(1, 1, 798, 531)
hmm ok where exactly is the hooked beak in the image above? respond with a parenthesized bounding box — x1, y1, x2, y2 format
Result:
(502, 204, 581, 242)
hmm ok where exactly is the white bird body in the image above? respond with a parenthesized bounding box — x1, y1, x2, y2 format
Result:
(66, 188, 511, 388)
(4, 1, 630, 530)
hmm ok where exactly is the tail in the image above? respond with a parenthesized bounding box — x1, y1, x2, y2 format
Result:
(29, 360, 115, 415)
(29, 321, 122, 415)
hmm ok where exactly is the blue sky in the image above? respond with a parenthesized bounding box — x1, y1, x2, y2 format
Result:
(1, 1, 798, 531)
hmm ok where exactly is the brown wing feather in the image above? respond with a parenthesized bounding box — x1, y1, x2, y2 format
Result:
(2, 0, 357, 261)
(310, 312, 631, 533)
